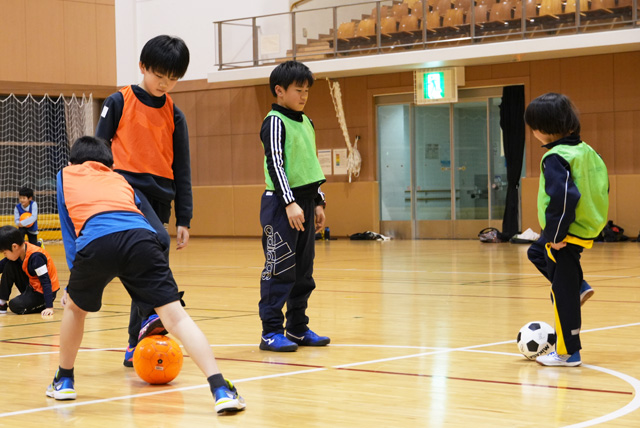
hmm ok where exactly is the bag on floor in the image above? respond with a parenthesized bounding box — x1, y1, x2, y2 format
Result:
(478, 227, 504, 243)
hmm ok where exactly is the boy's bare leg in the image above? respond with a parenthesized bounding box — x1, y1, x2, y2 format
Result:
(155, 301, 220, 376)
(59, 295, 87, 369)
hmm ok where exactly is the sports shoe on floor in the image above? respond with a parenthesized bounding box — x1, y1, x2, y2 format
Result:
(580, 282, 594, 306)
(0, 303, 7, 314)
(214, 379, 246, 414)
(37, 239, 45, 248)
(46, 372, 76, 400)
(286, 329, 331, 346)
(536, 351, 582, 367)
(138, 314, 168, 341)
(259, 332, 298, 352)
(123, 345, 135, 367)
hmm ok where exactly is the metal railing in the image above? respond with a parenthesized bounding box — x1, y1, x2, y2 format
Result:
(214, 0, 639, 70)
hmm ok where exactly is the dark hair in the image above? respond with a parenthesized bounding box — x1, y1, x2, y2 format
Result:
(0, 225, 24, 251)
(70, 136, 114, 167)
(524, 92, 581, 136)
(18, 187, 34, 199)
(269, 60, 314, 97)
(140, 35, 190, 79)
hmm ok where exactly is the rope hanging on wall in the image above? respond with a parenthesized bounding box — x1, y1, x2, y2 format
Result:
(326, 78, 361, 183)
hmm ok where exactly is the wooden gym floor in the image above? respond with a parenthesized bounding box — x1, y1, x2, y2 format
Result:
(1, 238, 640, 427)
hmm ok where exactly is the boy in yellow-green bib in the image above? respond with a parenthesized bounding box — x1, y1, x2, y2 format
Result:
(525, 93, 609, 367)
(258, 61, 330, 352)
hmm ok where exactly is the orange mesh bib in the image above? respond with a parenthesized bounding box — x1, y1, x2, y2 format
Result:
(22, 243, 60, 293)
(111, 86, 175, 179)
(62, 161, 144, 237)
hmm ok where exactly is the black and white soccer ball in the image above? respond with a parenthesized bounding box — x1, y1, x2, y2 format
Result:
(516, 321, 556, 360)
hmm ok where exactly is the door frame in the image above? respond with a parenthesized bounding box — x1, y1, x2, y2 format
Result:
(375, 87, 505, 239)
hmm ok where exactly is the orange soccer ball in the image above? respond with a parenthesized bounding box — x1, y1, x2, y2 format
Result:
(133, 335, 183, 384)
(19, 212, 32, 222)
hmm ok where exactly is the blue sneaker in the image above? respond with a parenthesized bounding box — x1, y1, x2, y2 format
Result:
(123, 345, 135, 367)
(259, 332, 298, 352)
(536, 351, 582, 367)
(138, 314, 168, 341)
(580, 282, 594, 306)
(286, 329, 330, 346)
(46, 371, 76, 400)
(214, 379, 246, 413)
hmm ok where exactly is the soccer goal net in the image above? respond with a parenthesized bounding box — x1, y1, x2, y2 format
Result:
(0, 94, 94, 241)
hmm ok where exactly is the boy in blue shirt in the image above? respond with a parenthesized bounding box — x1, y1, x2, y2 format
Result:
(46, 136, 245, 414)
(14, 187, 40, 245)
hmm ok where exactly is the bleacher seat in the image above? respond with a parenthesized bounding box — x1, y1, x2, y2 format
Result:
(436, 0, 454, 15)
(356, 18, 376, 38)
(425, 10, 443, 29)
(410, 0, 426, 19)
(392, 3, 410, 18)
(338, 21, 356, 39)
(589, 0, 615, 12)
(403, 0, 422, 8)
(538, 0, 563, 17)
(513, 0, 538, 19)
(565, 0, 588, 13)
(371, 5, 392, 20)
(399, 14, 420, 32)
(381, 16, 398, 34)
(454, 0, 472, 12)
(441, 8, 465, 27)
(474, 4, 491, 24)
(490, 1, 514, 22)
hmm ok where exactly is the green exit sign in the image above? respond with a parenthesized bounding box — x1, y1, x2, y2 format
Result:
(423, 71, 445, 100)
(414, 68, 459, 105)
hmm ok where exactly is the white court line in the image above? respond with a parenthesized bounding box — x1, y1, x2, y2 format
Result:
(2, 324, 640, 424)
(563, 365, 640, 428)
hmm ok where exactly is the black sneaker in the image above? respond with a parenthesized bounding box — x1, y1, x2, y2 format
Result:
(0, 303, 7, 314)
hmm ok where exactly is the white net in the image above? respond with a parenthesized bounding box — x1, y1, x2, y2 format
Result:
(0, 94, 93, 241)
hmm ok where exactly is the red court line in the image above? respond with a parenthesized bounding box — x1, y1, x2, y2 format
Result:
(337, 367, 634, 395)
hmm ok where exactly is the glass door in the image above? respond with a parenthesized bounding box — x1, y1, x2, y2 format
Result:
(414, 103, 453, 238)
(376, 88, 519, 239)
(452, 100, 489, 237)
(378, 103, 413, 238)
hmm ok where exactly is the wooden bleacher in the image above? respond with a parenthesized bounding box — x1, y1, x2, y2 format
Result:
(288, 0, 638, 60)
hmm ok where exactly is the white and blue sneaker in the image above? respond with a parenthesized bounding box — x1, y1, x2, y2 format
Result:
(580, 282, 594, 306)
(259, 332, 298, 352)
(46, 371, 76, 400)
(214, 379, 246, 414)
(286, 329, 330, 347)
(536, 351, 582, 367)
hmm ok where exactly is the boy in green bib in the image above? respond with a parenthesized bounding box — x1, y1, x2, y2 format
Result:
(525, 93, 609, 367)
(258, 61, 329, 352)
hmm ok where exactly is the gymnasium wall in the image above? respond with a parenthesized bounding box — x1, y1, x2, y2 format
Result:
(0, 0, 117, 97)
(169, 50, 640, 238)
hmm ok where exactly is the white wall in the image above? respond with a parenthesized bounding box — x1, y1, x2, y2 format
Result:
(115, 0, 290, 85)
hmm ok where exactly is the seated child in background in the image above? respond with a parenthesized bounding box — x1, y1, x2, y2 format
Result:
(46, 136, 245, 414)
(14, 187, 40, 246)
(0, 225, 58, 316)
